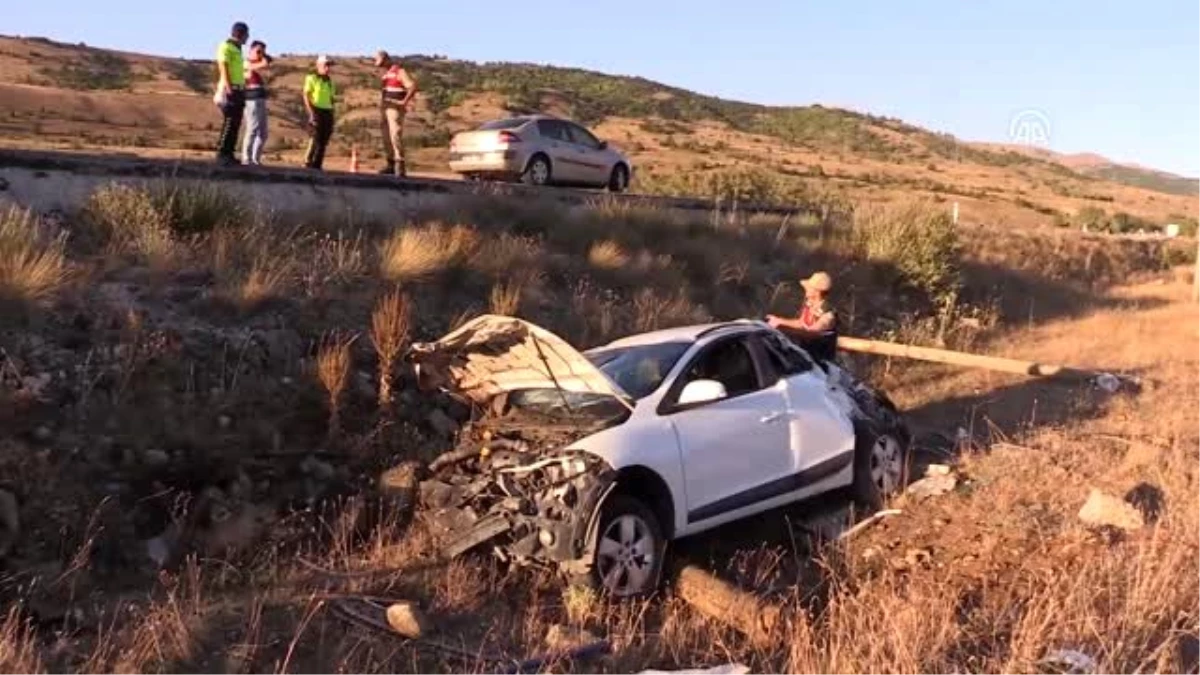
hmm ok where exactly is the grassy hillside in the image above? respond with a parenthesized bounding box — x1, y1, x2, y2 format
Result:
(1, 34, 1196, 231)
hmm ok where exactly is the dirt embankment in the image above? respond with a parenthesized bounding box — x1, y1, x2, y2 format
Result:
(0, 183, 1195, 672)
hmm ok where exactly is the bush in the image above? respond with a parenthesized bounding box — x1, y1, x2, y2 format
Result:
(82, 182, 250, 257)
(853, 200, 961, 303)
(0, 205, 71, 307)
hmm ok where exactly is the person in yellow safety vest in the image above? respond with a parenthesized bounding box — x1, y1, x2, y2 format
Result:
(214, 21, 250, 166)
(302, 55, 337, 171)
(373, 50, 418, 177)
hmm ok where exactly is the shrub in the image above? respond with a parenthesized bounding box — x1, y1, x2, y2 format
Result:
(853, 200, 961, 303)
(0, 205, 71, 307)
(380, 223, 478, 281)
(83, 182, 249, 254)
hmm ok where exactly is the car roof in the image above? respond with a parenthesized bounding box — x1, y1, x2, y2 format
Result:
(593, 320, 763, 350)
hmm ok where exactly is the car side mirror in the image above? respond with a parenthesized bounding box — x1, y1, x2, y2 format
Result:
(598, 140, 608, 150)
(678, 379, 728, 406)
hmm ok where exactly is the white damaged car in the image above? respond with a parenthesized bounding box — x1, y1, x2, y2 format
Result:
(408, 316, 911, 597)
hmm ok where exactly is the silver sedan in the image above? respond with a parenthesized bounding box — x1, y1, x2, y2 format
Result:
(449, 114, 633, 192)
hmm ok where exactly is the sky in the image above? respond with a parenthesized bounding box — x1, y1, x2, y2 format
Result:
(8, 0, 1199, 177)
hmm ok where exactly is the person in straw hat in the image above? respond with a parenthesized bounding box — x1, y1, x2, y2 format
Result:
(766, 271, 839, 361)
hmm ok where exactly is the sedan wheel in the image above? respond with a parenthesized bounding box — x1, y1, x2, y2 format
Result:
(852, 426, 909, 509)
(522, 155, 551, 186)
(587, 495, 666, 598)
(869, 434, 904, 496)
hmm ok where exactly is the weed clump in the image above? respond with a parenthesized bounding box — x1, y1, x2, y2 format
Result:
(369, 289, 411, 409)
(380, 223, 478, 281)
(0, 205, 70, 308)
(82, 182, 249, 258)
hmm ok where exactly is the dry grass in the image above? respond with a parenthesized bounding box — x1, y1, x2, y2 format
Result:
(0, 607, 43, 673)
(0, 182, 1195, 674)
(0, 205, 70, 307)
(380, 223, 479, 281)
(588, 239, 631, 270)
(317, 330, 356, 441)
(489, 278, 523, 316)
(237, 257, 292, 311)
(369, 288, 411, 409)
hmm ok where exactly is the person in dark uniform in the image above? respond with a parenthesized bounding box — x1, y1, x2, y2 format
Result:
(373, 50, 418, 176)
(766, 271, 839, 362)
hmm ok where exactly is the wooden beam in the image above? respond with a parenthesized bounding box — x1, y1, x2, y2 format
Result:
(836, 336, 1102, 382)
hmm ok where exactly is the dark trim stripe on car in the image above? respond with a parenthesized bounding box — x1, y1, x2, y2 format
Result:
(686, 450, 854, 524)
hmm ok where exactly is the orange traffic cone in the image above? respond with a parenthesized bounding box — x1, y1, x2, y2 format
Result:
(349, 145, 359, 173)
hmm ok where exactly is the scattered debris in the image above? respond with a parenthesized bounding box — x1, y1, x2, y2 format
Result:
(1094, 373, 1122, 393)
(426, 408, 459, 437)
(1041, 648, 1097, 674)
(331, 597, 610, 673)
(905, 472, 957, 500)
(544, 623, 601, 652)
(902, 547, 933, 569)
(676, 565, 781, 647)
(925, 463, 952, 476)
(0, 489, 19, 557)
(501, 639, 611, 674)
(142, 448, 170, 467)
(640, 665, 751, 675)
(1123, 481, 1165, 524)
(1078, 488, 1145, 532)
(638, 662, 748, 672)
(837, 508, 902, 542)
(386, 601, 432, 639)
(33, 425, 53, 442)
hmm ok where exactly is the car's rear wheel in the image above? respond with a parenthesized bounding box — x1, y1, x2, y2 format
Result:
(587, 494, 665, 598)
(607, 164, 629, 193)
(851, 426, 908, 510)
(522, 154, 552, 186)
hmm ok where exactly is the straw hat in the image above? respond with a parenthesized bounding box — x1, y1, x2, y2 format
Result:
(800, 271, 832, 292)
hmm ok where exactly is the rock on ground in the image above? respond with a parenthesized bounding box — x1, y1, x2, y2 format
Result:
(544, 623, 601, 652)
(386, 601, 431, 639)
(1078, 488, 1145, 531)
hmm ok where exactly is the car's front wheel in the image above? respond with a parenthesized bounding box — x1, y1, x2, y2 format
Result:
(587, 494, 666, 598)
(851, 426, 908, 510)
(607, 164, 630, 193)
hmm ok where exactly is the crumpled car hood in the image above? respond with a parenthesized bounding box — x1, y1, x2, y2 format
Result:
(408, 315, 632, 407)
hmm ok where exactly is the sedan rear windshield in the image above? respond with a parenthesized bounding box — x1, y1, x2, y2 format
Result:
(477, 118, 528, 130)
(586, 341, 692, 400)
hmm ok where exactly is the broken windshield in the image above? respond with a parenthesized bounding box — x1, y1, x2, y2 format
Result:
(585, 341, 692, 400)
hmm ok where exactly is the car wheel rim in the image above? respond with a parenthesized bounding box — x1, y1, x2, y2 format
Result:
(596, 514, 655, 596)
(531, 160, 549, 184)
(870, 435, 903, 495)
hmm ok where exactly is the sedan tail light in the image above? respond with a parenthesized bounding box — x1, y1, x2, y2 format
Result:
(497, 131, 522, 144)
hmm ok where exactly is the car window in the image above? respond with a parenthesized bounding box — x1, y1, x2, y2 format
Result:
(677, 338, 761, 399)
(478, 118, 528, 130)
(565, 123, 601, 149)
(535, 119, 571, 142)
(586, 341, 691, 400)
(758, 331, 814, 378)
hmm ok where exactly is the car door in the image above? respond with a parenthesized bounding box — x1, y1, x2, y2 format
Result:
(755, 331, 856, 480)
(660, 335, 793, 525)
(563, 122, 611, 186)
(533, 119, 579, 184)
